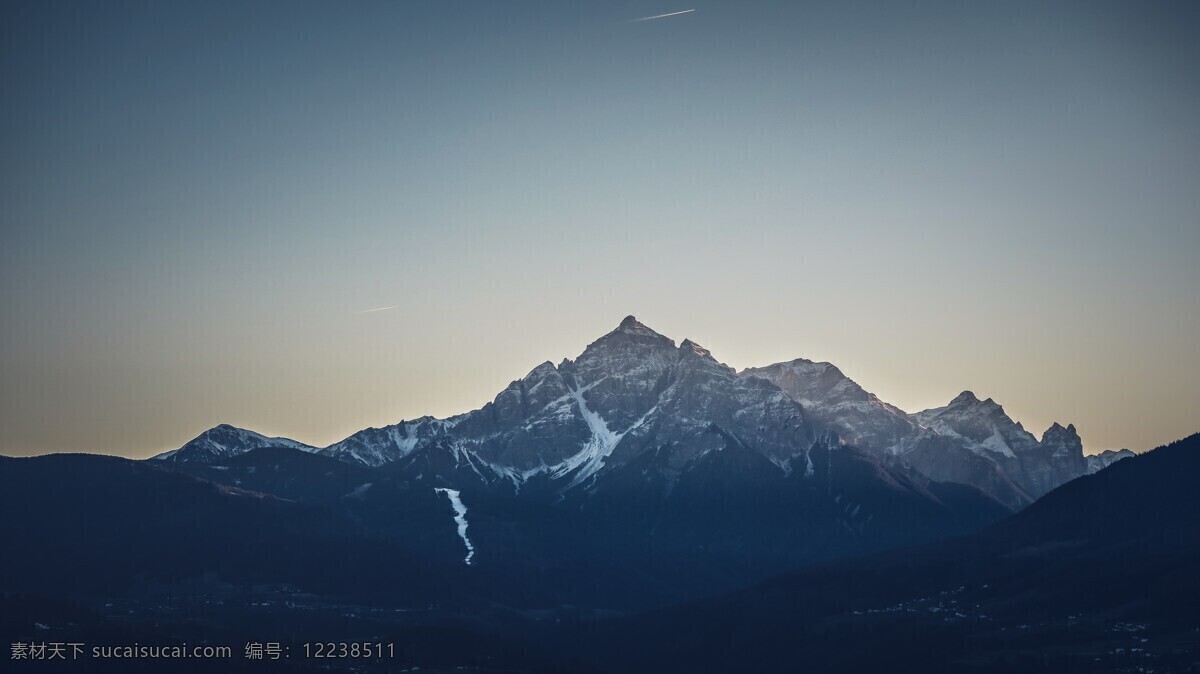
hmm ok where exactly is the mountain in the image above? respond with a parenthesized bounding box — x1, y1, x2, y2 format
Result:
(153, 424, 315, 463)
(153, 316, 1101, 521)
(301, 317, 1012, 543)
(582, 433, 1200, 674)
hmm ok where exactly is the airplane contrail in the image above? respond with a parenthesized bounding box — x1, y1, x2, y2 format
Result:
(357, 305, 399, 314)
(630, 8, 695, 22)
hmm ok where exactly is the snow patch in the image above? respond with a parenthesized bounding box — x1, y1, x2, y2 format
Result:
(387, 424, 422, 457)
(550, 381, 654, 491)
(434, 488, 475, 566)
(977, 430, 1017, 458)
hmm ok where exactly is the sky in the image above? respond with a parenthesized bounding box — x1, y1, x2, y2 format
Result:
(1, 0, 1197, 458)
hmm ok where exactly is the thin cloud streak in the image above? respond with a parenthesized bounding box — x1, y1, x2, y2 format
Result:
(629, 8, 695, 23)
(357, 305, 399, 314)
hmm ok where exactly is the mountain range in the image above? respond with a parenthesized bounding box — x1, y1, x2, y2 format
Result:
(158, 316, 1132, 508)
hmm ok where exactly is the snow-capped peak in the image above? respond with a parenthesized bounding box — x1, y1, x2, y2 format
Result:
(913, 392, 1038, 460)
(154, 424, 316, 463)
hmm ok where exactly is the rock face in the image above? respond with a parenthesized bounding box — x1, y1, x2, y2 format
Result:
(894, 429, 1034, 510)
(911, 391, 1041, 459)
(156, 316, 1114, 508)
(1024, 422, 1089, 496)
(741, 359, 918, 456)
(721, 363, 1103, 507)
(320, 417, 452, 467)
(910, 396, 1089, 502)
(739, 358, 1101, 506)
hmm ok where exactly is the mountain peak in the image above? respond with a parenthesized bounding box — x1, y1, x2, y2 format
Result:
(525, 361, 557, 377)
(950, 390, 980, 406)
(585, 316, 674, 350)
(678, 339, 734, 374)
(1042, 422, 1080, 443)
(612, 315, 667, 339)
(156, 424, 315, 463)
(781, 358, 833, 374)
(740, 358, 847, 383)
(679, 338, 711, 358)
(199, 423, 265, 438)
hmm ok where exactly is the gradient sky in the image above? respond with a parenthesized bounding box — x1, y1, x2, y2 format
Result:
(2, 1, 1197, 458)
